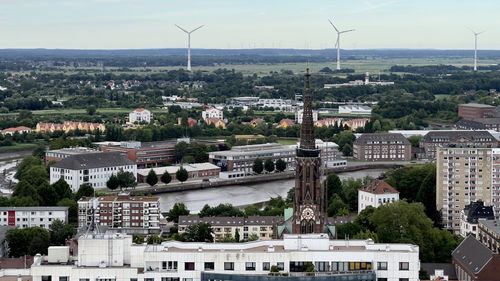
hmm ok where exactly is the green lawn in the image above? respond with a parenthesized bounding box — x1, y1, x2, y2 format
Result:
(0, 107, 169, 117)
(277, 138, 298, 145)
(0, 143, 38, 153)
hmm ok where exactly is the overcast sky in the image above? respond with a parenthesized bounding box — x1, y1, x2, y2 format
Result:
(0, 0, 499, 49)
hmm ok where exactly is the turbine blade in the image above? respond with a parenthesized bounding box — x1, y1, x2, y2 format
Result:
(175, 24, 189, 34)
(341, 29, 355, 34)
(328, 19, 339, 33)
(190, 25, 204, 33)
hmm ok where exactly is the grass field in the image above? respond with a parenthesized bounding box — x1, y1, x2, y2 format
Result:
(0, 143, 38, 153)
(277, 138, 298, 145)
(11, 57, 500, 77)
(0, 107, 168, 117)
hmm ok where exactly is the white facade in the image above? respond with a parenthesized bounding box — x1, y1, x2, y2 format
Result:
(0, 207, 68, 229)
(129, 108, 152, 124)
(459, 210, 480, 238)
(202, 107, 223, 122)
(32, 233, 420, 281)
(358, 190, 399, 214)
(50, 164, 137, 191)
(295, 109, 318, 124)
(338, 105, 372, 115)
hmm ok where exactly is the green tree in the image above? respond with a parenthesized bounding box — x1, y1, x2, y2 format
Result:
(174, 141, 189, 163)
(49, 219, 76, 245)
(147, 234, 162, 244)
(264, 159, 275, 173)
(86, 105, 97, 115)
(161, 170, 172, 185)
(166, 202, 190, 223)
(408, 135, 422, 147)
(6, 227, 50, 257)
(52, 178, 73, 201)
(106, 174, 119, 190)
(176, 167, 189, 183)
(37, 182, 58, 206)
(327, 194, 350, 217)
(252, 158, 264, 174)
(181, 222, 214, 242)
(146, 169, 158, 187)
(244, 205, 261, 216)
(341, 143, 353, 156)
(416, 168, 440, 225)
(132, 235, 144, 244)
(15, 156, 43, 180)
(325, 173, 342, 198)
(76, 183, 94, 200)
(13, 180, 40, 202)
(57, 198, 78, 224)
(275, 159, 287, 172)
(19, 165, 48, 187)
(234, 228, 240, 242)
(116, 170, 136, 190)
(32, 145, 46, 160)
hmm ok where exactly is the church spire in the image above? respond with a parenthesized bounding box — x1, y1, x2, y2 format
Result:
(300, 68, 315, 150)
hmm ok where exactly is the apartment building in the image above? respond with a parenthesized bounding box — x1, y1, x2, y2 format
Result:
(129, 108, 153, 124)
(0, 207, 68, 229)
(99, 141, 176, 168)
(45, 147, 101, 164)
(178, 215, 280, 241)
(420, 130, 497, 160)
(338, 105, 372, 115)
(458, 103, 495, 120)
(136, 163, 221, 183)
(456, 118, 500, 132)
(209, 140, 343, 174)
(201, 107, 223, 122)
(452, 236, 500, 281)
(459, 201, 495, 238)
(50, 152, 137, 191)
(31, 233, 420, 281)
(353, 133, 411, 161)
(357, 179, 399, 214)
(78, 194, 160, 232)
(436, 147, 497, 233)
(478, 219, 500, 253)
(0, 126, 33, 136)
(36, 121, 105, 133)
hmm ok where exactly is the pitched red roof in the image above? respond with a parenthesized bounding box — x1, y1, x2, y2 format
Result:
(361, 179, 399, 194)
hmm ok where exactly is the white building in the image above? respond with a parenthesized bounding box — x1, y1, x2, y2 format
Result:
(31, 233, 420, 281)
(338, 105, 372, 115)
(202, 107, 223, 122)
(358, 179, 399, 214)
(0, 207, 69, 229)
(459, 201, 495, 238)
(129, 108, 152, 124)
(50, 152, 137, 191)
(295, 109, 318, 124)
(78, 194, 160, 232)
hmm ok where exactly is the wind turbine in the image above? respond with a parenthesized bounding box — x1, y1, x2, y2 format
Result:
(328, 19, 354, 70)
(469, 28, 484, 72)
(175, 24, 204, 71)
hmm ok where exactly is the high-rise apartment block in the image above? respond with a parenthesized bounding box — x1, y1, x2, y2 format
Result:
(436, 147, 500, 233)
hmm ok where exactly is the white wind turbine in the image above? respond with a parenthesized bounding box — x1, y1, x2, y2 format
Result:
(175, 24, 204, 71)
(469, 28, 484, 72)
(328, 19, 354, 70)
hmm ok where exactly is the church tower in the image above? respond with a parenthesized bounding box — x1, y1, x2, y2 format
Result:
(292, 68, 327, 234)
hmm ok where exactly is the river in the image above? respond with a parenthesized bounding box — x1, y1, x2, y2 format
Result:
(158, 169, 388, 213)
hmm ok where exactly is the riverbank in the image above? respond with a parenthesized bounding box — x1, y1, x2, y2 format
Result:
(130, 163, 403, 196)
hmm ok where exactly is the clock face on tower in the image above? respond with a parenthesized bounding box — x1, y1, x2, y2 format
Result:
(301, 207, 315, 220)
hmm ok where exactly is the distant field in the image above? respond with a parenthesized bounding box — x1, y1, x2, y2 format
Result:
(277, 138, 298, 145)
(0, 143, 38, 153)
(11, 57, 500, 76)
(0, 108, 168, 117)
(434, 94, 452, 100)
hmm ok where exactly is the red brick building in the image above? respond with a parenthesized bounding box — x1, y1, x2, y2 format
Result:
(99, 141, 176, 168)
(458, 103, 495, 120)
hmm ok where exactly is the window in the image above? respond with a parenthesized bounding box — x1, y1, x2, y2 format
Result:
(130, 279, 138, 281)
(163, 261, 178, 270)
(377, 262, 388, 270)
(377, 279, 388, 281)
(42, 276, 52, 281)
(184, 262, 195, 271)
(263, 262, 270, 271)
(204, 262, 214, 271)
(399, 262, 409, 270)
(245, 262, 256, 271)
(277, 262, 285, 271)
(80, 279, 90, 281)
(161, 278, 179, 281)
(224, 262, 234, 271)
(59, 277, 69, 281)
(145, 279, 154, 281)
(399, 279, 409, 281)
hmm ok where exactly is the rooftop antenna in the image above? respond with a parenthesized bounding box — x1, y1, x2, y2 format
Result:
(175, 24, 204, 71)
(469, 28, 484, 72)
(328, 19, 355, 70)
